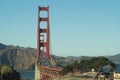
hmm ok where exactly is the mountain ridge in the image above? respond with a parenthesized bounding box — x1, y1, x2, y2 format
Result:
(0, 43, 120, 70)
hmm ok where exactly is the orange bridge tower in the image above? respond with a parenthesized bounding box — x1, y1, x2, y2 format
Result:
(35, 6, 62, 80)
(37, 6, 51, 60)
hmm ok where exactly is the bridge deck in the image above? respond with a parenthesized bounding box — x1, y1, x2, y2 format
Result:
(39, 65, 62, 80)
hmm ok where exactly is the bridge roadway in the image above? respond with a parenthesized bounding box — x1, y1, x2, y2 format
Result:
(39, 65, 62, 80)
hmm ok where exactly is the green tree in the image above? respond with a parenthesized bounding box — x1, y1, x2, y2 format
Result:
(0, 65, 13, 80)
(61, 65, 73, 75)
(60, 57, 116, 75)
(1, 65, 13, 75)
(72, 60, 79, 71)
(0, 65, 21, 80)
(79, 57, 116, 72)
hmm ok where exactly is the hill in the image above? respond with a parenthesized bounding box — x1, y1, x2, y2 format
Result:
(0, 43, 120, 70)
(0, 43, 36, 70)
(107, 54, 120, 64)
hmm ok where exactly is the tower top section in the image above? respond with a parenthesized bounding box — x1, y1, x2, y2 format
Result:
(38, 6, 49, 11)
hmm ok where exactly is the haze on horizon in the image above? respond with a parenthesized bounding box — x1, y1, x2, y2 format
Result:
(0, 0, 120, 57)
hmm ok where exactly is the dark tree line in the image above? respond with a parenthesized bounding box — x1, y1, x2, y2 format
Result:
(0, 65, 21, 80)
(60, 56, 116, 75)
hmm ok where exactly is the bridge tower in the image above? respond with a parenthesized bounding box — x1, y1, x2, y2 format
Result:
(35, 6, 51, 80)
(35, 6, 61, 80)
(37, 6, 51, 60)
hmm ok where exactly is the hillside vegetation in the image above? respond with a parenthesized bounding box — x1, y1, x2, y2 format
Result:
(61, 57, 116, 75)
(0, 64, 21, 80)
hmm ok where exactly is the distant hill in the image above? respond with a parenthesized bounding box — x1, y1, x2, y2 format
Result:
(0, 43, 8, 50)
(107, 54, 120, 64)
(0, 43, 36, 70)
(0, 43, 120, 70)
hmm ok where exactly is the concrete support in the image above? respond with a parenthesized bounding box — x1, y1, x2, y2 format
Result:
(35, 63, 41, 80)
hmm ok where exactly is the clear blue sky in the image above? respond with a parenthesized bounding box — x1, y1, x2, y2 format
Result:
(0, 0, 120, 57)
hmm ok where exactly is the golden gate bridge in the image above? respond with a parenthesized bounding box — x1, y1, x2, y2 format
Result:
(34, 6, 62, 80)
